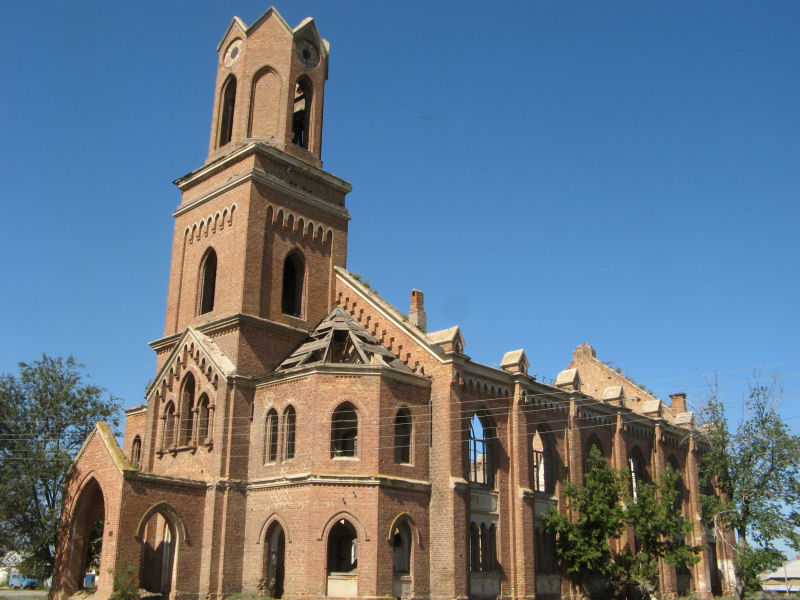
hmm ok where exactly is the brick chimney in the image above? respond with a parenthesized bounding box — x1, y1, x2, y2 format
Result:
(669, 392, 687, 414)
(409, 289, 426, 332)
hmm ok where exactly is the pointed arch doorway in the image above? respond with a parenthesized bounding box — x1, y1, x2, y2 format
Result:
(139, 511, 177, 596)
(264, 522, 286, 598)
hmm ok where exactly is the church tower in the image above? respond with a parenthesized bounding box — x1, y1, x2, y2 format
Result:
(155, 8, 352, 377)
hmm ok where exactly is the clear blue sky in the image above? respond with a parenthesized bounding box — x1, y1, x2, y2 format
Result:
(0, 2, 798, 432)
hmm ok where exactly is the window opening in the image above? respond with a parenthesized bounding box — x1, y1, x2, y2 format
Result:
(163, 402, 176, 450)
(629, 447, 648, 501)
(584, 436, 604, 473)
(327, 520, 357, 573)
(180, 374, 195, 446)
(200, 250, 217, 315)
(219, 77, 236, 146)
(532, 429, 554, 493)
(469, 522, 481, 572)
(394, 409, 411, 464)
(197, 394, 210, 442)
(283, 406, 296, 460)
(392, 522, 411, 575)
(331, 403, 358, 458)
(469, 413, 494, 487)
(291, 80, 311, 148)
(281, 252, 304, 317)
(266, 409, 279, 463)
(132, 436, 142, 468)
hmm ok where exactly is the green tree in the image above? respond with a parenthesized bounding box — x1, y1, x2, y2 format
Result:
(619, 467, 700, 598)
(699, 376, 800, 596)
(545, 445, 627, 597)
(546, 446, 700, 599)
(0, 355, 121, 578)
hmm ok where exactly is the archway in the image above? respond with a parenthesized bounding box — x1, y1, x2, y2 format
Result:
(263, 522, 285, 598)
(326, 519, 358, 597)
(391, 520, 412, 599)
(65, 477, 106, 592)
(139, 511, 177, 596)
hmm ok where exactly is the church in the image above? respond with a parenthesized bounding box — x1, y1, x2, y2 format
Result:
(50, 8, 736, 600)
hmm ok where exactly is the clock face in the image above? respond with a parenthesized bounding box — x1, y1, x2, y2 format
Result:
(223, 40, 242, 68)
(297, 39, 320, 69)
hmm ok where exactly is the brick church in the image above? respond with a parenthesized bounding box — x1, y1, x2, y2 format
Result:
(51, 8, 736, 600)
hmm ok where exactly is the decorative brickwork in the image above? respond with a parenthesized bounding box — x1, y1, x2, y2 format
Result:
(50, 8, 736, 600)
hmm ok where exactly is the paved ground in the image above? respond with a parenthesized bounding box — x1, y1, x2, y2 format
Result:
(0, 590, 48, 599)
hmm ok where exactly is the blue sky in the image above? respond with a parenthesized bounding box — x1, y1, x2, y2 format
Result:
(0, 1, 798, 436)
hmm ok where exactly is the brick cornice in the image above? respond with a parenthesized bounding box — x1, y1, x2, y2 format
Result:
(247, 472, 431, 493)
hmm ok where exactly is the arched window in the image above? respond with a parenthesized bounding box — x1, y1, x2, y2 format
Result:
(131, 435, 142, 468)
(179, 374, 195, 446)
(291, 78, 312, 149)
(197, 394, 210, 443)
(535, 525, 557, 574)
(469, 522, 481, 572)
(392, 521, 411, 575)
(281, 251, 304, 317)
(394, 408, 411, 464)
(163, 402, 176, 450)
(629, 446, 649, 501)
(199, 249, 217, 315)
(331, 402, 358, 458)
(219, 76, 237, 146)
(532, 428, 555, 493)
(327, 520, 357, 573)
(668, 455, 685, 513)
(265, 409, 279, 463)
(584, 436, 604, 473)
(469, 413, 495, 487)
(283, 406, 296, 460)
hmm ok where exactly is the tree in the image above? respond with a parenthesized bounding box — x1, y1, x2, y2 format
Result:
(546, 446, 700, 600)
(0, 355, 121, 578)
(698, 375, 800, 596)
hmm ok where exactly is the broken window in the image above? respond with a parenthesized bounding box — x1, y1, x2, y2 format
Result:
(394, 408, 411, 464)
(532, 428, 555, 493)
(197, 394, 210, 443)
(219, 76, 236, 146)
(327, 520, 357, 573)
(331, 402, 358, 458)
(179, 374, 195, 446)
(291, 79, 311, 148)
(281, 251, 304, 317)
(283, 406, 296, 460)
(163, 402, 176, 450)
(265, 409, 279, 463)
(131, 435, 141, 468)
(469, 413, 494, 487)
(629, 446, 648, 501)
(200, 249, 217, 315)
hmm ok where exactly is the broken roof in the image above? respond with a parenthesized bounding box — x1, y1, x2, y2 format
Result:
(275, 307, 413, 374)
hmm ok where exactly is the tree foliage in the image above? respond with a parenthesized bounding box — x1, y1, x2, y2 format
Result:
(545, 445, 699, 599)
(699, 375, 800, 595)
(0, 355, 121, 577)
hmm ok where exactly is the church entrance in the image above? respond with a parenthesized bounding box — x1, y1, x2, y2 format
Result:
(326, 519, 358, 597)
(65, 478, 106, 593)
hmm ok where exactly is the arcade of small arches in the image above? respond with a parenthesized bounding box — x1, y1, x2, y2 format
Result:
(157, 371, 214, 454)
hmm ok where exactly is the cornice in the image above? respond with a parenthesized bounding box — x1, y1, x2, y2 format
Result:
(173, 142, 351, 200)
(256, 363, 431, 390)
(247, 472, 431, 494)
(124, 471, 209, 490)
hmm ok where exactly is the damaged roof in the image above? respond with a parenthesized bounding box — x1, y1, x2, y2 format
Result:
(275, 307, 413, 374)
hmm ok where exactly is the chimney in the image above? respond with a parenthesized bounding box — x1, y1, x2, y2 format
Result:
(409, 289, 426, 332)
(670, 392, 687, 414)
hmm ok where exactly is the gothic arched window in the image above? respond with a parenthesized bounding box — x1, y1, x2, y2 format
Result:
(179, 374, 195, 446)
(163, 401, 176, 450)
(532, 428, 555, 493)
(197, 393, 210, 443)
(200, 249, 217, 315)
(394, 408, 411, 464)
(469, 413, 495, 487)
(283, 406, 296, 460)
(131, 435, 141, 468)
(219, 76, 237, 146)
(281, 251, 304, 317)
(584, 436, 604, 473)
(629, 446, 649, 501)
(265, 409, 279, 463)
(392, 521, 411, 575)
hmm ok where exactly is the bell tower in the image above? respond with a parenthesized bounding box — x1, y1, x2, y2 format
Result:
(154, 7, 352, 376)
